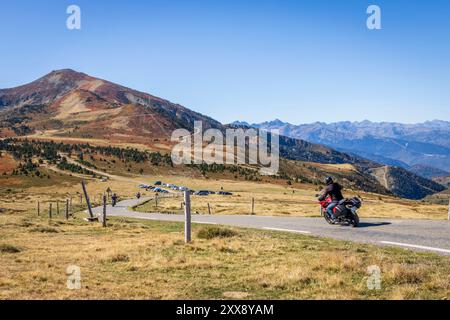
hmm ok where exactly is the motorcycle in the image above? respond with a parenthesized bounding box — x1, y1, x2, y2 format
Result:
(111, 196, 118, 207)
(318, 196, 361, 227)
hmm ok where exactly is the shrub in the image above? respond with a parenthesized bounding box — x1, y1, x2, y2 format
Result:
(197, 227, 237, 240)
(31, 226, 59, 233)
(110, 254, 129, 263)
(0, 244, 22, 253)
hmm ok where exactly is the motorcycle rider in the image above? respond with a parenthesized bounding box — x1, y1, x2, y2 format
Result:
(318, 177, 344, 221)
(111, 193, 118, 207)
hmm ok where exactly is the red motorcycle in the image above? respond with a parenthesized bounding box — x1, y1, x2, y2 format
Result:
(318, 196, 361, 227)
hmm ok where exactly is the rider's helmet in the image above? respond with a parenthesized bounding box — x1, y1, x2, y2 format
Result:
(325, 176, 334, 185)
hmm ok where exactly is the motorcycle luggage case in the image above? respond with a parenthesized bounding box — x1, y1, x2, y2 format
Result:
(335, 204, 347, 216)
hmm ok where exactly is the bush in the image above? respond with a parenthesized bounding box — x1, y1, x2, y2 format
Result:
(110, 254, 129, 263)
(31, 226, 59, 233)
(197, 227, 237, 240)
(0, 244, 22, 253)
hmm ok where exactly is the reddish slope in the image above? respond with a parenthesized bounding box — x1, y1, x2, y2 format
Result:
(0, 69, 223, 142)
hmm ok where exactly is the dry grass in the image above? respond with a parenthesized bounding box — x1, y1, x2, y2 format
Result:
(0, 211, 449, 300)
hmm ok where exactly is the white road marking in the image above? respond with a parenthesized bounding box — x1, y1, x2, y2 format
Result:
(380, 241, 450, 254)
(263, 227, 311, 234)
(193, 221, 217, 225)
(111, 214, 161, 221)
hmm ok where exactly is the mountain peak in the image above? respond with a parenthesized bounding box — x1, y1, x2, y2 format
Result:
(0, 69, 94, 108)
(262, 119, 289, 126)
(231, 120, 250, 127)
(49, 68, 78, 74)
(41, 68, 90, 82)
(272, 118, 287, 125)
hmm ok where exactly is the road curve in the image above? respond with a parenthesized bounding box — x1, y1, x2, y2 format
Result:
(92, 197, 450, 256)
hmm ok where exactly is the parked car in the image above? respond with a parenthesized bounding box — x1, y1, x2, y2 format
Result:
(194, 190, 210, 196)
(154, 181, 162, 186)
(218, 191, 233, 196)
(153, 188, 162, 193)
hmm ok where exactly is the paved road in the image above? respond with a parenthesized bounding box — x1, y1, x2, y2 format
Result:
(92, 197, 450, 256)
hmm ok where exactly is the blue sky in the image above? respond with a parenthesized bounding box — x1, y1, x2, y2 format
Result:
(1, 0, 449, 124)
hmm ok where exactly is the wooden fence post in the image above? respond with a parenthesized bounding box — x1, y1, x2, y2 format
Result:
(65, 199, 69, 220)
(184, 191, 191, 243)
(155, 194, 159, 208)
(37, 202, 40, 216)
(81, 180, 94, 219)
(251, 197, 255, 215)
(49, 203, 52, 219)
(207, 203, 211, 215)
(102, 195, 107, 228)
(56, 201, 60, 215)
(448, 198, 450, 221)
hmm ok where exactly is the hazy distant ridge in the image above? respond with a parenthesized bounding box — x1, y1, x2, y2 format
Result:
(247, 119, 450, 176)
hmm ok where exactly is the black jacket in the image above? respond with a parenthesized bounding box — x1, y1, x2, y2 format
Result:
(319, 183, 344, 201)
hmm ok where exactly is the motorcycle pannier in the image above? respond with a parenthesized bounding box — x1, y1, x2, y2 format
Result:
(335, 204, 347, 216)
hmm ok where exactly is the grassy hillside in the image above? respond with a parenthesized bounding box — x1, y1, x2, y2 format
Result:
(369, 166, 446, 200)
(425, 188, 450, 205)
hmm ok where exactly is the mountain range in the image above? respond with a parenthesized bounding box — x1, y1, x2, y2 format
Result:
(247, 119, 450, 180)
(0, 69, 446, 199)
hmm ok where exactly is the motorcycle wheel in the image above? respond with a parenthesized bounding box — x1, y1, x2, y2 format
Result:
(351, 212, 360, 228)
(321, 207, 335, 225)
